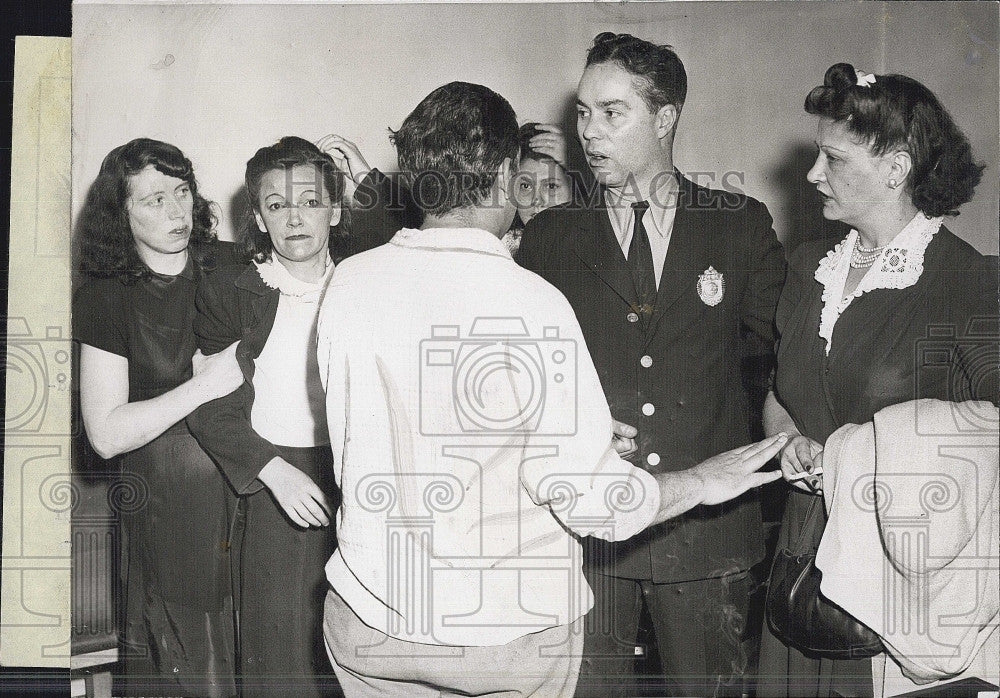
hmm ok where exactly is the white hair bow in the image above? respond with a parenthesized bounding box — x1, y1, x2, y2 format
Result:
(855, 70, 877, 87)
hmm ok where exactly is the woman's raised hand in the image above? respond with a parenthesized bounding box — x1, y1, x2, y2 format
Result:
(191, 341, 244, 402)
(316, 134, 371, 201)
(257, 457, 332, 528)
(528, 124, 569, 168)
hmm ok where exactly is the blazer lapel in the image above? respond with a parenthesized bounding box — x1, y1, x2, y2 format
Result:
(572, 200, 640, 310)
(235, 266, 280, 363)
(644, 178, 705, 343)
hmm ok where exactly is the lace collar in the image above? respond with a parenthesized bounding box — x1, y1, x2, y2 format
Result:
(254, 255, 334, 299)
(814, 213, 942, 354)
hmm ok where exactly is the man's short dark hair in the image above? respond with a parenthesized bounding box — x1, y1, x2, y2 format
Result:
(586, 32, 687, 115)
(390, 81, 519, 217)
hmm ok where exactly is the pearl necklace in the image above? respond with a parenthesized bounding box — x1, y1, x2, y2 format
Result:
(850, 238, 886, 268)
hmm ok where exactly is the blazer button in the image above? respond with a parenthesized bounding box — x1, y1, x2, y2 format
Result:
(646, 453, 661, 466)
(627, 312, 640, 323)
(640, 355, 653, 368)
(641, 403, 655, 416)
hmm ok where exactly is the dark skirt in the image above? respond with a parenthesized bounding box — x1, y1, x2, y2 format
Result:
(234, 444, 340, 698)
(119, 424, 237, 697)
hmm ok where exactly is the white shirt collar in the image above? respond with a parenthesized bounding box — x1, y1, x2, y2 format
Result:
(255, 254, 334, 299)
(814, 212, 943, 354)
(603, 177, 679, 241)
(389, 227, 513, 259)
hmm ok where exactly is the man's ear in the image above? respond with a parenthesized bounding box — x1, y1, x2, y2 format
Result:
(655, 103, 679, 140)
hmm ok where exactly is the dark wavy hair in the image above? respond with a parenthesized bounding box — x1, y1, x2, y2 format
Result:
(242, 136, 348, 263)
(76, 138, 217, 281)
(586, 32, 687, 116)
(390, 82, 519, 217)
(805, 63, 985, 217)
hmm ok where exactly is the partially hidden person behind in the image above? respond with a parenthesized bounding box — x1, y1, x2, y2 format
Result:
(503, 122, 575, 256)
(316, 79, 789, 698)
(758, 63, 999, 698)
(74, 138, 244, 697)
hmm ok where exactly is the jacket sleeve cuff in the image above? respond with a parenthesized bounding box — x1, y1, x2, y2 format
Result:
(228, 438, 280, 496)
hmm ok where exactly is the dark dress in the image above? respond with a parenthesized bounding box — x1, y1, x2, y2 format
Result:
(73, 244, 240, 697)
(757, 227, 999, 698)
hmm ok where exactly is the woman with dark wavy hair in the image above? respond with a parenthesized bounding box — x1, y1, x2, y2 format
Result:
(757, 64, 997, 697)
(188, 136, 349, 698)
(73, 138, 243, 696)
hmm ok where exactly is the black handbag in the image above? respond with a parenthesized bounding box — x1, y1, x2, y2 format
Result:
(766, 495, 885, 660)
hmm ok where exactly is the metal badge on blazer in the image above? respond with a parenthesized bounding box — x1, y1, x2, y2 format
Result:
(697, 266, 725, 306)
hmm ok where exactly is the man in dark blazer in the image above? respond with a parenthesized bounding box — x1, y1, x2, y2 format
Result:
(518, 33, 785, 697)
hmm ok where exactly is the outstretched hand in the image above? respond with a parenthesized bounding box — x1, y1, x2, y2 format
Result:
(257, 457, 333, 528)
(693, 433, 787, 506)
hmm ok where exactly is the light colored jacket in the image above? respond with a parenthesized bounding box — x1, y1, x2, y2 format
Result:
(817, 398, 999, 696)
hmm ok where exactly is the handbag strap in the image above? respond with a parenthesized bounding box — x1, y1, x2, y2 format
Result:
(786, 493, 826, 555)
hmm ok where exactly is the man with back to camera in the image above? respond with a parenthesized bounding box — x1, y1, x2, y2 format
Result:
(518, 33, 786, 696)
(315, 80, 786, 697)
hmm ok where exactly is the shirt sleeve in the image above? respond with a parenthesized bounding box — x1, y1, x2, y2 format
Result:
(316, 278, 348, 482)
(517, 291, 660, 542)
(73, 279, 127, 356)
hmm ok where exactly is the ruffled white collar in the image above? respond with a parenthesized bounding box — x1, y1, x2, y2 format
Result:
(254, 255, 334, 300)
(814, 213, 942, 354)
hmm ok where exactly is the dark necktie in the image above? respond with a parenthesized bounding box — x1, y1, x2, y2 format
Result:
(626, 200, 655, 318)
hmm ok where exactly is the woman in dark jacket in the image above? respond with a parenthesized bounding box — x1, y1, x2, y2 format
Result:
(758, 63, 997, 698)
(187, 136, 402, 697)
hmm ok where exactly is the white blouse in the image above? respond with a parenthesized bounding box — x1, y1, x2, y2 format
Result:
(250, 256, 334, 447)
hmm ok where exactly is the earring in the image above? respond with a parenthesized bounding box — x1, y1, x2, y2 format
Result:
(888, 179, 897, 188)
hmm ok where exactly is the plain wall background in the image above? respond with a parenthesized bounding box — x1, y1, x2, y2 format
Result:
(73, 2, 999, 254)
